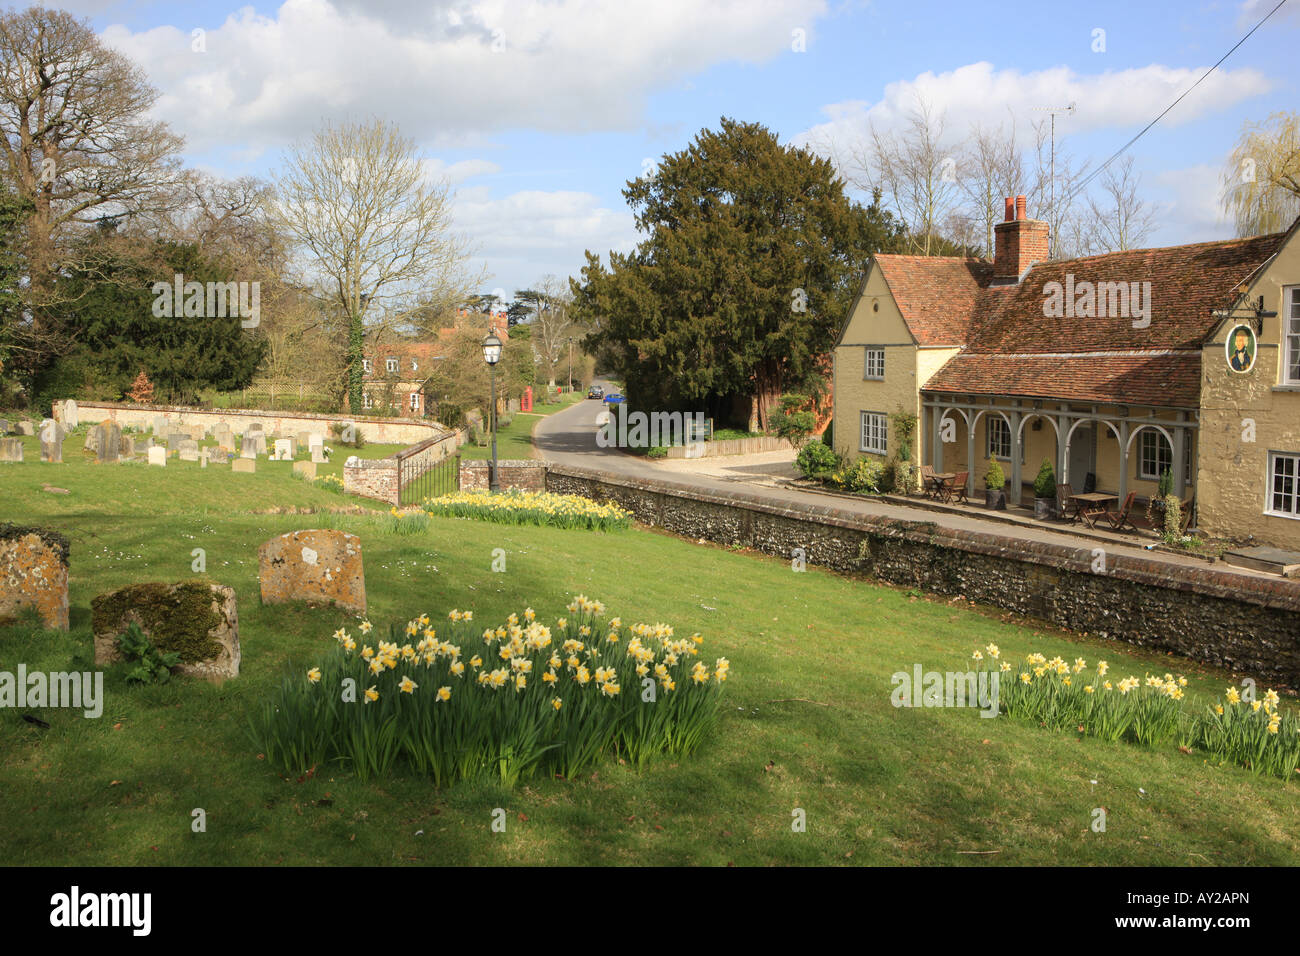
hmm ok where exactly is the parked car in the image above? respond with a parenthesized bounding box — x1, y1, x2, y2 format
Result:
(587, 385, 604, 399)
(602, 393, 625, 404)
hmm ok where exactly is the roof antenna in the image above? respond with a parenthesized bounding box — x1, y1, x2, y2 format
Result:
(1032, 103, 1075, 258)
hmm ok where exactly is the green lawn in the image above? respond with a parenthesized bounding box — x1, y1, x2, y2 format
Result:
(458, 391, 586, 461)
(1, 426, 1298, 866)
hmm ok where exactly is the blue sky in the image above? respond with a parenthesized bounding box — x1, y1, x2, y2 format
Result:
(65, 0, 1300, 299)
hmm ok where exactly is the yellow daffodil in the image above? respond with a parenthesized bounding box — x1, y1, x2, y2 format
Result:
(307, 667, 321, 683)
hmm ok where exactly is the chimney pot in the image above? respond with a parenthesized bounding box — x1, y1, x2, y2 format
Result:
(1015, 195, 1027, 219)
(1003, 197, 1015, 222)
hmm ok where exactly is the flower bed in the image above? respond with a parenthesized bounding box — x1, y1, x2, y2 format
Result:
(976, 646, 1299, 779)
(251, 596, 729, 785)
(421, 489, 632, 531)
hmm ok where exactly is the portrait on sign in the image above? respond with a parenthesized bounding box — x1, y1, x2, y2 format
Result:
(1226, 324, 1256, 373)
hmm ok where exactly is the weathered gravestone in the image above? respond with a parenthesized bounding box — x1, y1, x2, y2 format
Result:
(0, 524, 70, 630)
(94, 422, 122, 463)
(0, 420, 11, 435)
(232, 457, 255, 473)
(296, 431, 312, 449)
(273, 438, 292, 461)
(179, 439, 200, 462)
(200, 448, 209, 468)
(152, 415, 169, 435)
(292, 460, 316, 480)
(258, 530, 366, 615)
(63, 400, 78, 429)
(39, 420, 62, 462)
(214, 424, 234, 449)
(207, 447, 230, 465)
(309, 434, 325, 463)
(166, 431, 185, 453)
(0, 437, 22, 462)
(91, 581, 240, 681)
(17, 420, 34, 436)
(148, 446, 166, 467)
(120, 435, 135, 459)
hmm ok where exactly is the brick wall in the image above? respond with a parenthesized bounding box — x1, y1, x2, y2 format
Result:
(460, 459, 546, 492)
(545, 463, 1300, 688)
(343, 458, 399, 505)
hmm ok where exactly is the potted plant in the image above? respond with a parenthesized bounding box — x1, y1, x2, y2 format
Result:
(1032, 458, 1056, 519)
(984, 458, 1006, 510)
(1145, 467, 1174, 525)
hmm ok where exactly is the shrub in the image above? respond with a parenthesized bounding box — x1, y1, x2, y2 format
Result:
(422, 490, 633, 531)
(330, 421, 366, 449)
(1162, 494, 1182, 544)
(1033, 458, 1056, 498)
(115, 622, 181, 684)
(767, 393, 816, 450)
(249, 597, 732, 784)
(984, 458, 1005, 490)
(496, 413, 513, 430)
(830, 456, 884, 494)
(795, 439, 839, 480)
(646, 445, 668, 459)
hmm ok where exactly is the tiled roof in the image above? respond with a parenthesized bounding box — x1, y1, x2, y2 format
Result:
(923, 351, 1203, 407)
(873, 255, 994, 345)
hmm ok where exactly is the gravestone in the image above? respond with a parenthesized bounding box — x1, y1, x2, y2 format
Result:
(258, 529, 366, 615)
(188, 424, 205, 441)
(246, 423, 264, 438)
(208, 448, 230, 465)
(309, 434, 325, 463)
(94, 422, 122, 463)
(232, 458, 255, 473)
(63, 400, 78, 429)
(120, 435, 135, 458)
(166, 431, 185, 453)
(0, 437, 22, 462)
(152, 415, 169, 435)
(273, 438, 292, 461)
(17, 420, 34, 436)
(39, 420, 62, 462)
(296, 431, 312, 449)
(200, 448, 209, 468)
(179, 439, 200, 462)
(148, 446, 166, 467)
(214, 424, 234, 449)
(91, 581, 240, 681)
(0, 420, 12, 435)
(0, 524, 70, 630)
(293, 460, 316, 480)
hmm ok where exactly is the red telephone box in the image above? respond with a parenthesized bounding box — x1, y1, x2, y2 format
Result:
(521, 387, 533, 412)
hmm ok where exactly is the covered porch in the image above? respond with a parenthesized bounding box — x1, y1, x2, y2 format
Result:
(920, 393, 1198, 514)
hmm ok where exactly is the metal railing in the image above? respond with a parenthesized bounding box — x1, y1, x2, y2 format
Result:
(397, 437, 460, 506)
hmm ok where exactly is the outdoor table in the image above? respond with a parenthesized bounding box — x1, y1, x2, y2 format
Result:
(1070, 492, 1118, 529)
(926, 472, 955, 500)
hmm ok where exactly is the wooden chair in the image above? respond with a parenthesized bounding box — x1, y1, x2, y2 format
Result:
(920, 464, 937, 498)
(1100, 491, 1138, 532)
(1082, 472, 1097, 494)
(1179, 492, 1196, 535)
(1056, 482, 1078, 522)
(946, 471, 969, 504)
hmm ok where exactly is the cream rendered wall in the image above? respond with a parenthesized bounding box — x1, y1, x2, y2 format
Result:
(833, 267, 920, 463)
(1198, 232, 1300, 549)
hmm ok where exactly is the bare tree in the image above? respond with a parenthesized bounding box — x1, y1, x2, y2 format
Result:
(959, 121, 1024, 256)
(272, 118, 482, 412)
(0, 6, 185, 376)
(1083, 155, 1158, 253)
(1025, 118, 1091, 258)
(1221, 110, 1300, 237)
(850, 98, 962, 255)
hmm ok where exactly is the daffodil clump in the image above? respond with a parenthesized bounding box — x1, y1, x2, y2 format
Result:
(251, 596, 729, 786)
(421, 490, 632, 531)
(312, 474, 345, 493)
(977, 647, 1299, 780)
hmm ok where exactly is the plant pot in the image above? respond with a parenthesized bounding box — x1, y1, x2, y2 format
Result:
(1034, 496, 1055, 519)
(984, 488, 1006, 510)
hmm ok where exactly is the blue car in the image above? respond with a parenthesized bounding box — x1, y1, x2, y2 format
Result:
(602, 393, 625, 404)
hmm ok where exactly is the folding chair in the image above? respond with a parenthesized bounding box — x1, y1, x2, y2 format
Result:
(1100, 491, 1138, 532)
(1056, 482, 1078, 522)
(1179, 493, 1196, 535)
(948, 471, 969, 504)
(920, 464, 937, 499)
(1082, 472, 1097, 494)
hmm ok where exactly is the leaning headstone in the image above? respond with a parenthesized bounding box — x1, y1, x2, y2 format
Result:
(62, 399, 78, 429)
(0, 524, 70, 630)
(39, 420, 62, 462)
(232, 457, 255, 474)
(91, 581, 240, 680)
(272, 438, 292, 461)
(84, 428, 99, 454)
(293, 460, 317, 480)
(258, 530, 366, 615)
(148, 446, 166, 467)
(17, 420, 34, 436)
(179, 439, 199, 462)
(94, 422, 122, 463)
(0, 437, 22, 462)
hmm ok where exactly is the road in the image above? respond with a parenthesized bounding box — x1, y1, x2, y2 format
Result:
(531, 386, 1272, 577)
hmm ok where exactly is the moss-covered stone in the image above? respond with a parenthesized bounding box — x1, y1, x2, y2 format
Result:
(91, 580, 223, 663)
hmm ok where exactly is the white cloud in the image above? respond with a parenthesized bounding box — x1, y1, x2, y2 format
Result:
(796, 60, 1272, 165)
(1150, 162, 1236, 242)
(99, 0, 826, 158)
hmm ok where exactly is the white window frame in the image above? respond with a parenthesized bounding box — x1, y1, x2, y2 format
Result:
(386, 357, 398, 373)
(409, 392, 420, 411)
(986, 416, 1012, 461)
(362, 392, 374, 410)
(411, 358, 419, 372)
(1138, 429, 1172, 481)
(1284, 285, 1300, 386)
(859, 411, 887, 455)
(863, 347, 885, 380)
(362, 358, 372, 374)
(1266, 450, 1300, 519)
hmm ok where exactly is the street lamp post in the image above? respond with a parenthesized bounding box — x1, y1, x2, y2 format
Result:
(482, 329, 502, 492)
(568, 336, 573, 391)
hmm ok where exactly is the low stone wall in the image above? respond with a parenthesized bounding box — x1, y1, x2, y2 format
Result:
(460, 459, 546, 492)
(57, 400, 446, 446)
(662, 436, 792, 459)
(343, 430, 465, 505)
(545, 463, 1300, 689)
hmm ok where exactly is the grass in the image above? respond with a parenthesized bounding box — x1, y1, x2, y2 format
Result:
(458, 391, 586, 462)
(1, 427, 1298, 866)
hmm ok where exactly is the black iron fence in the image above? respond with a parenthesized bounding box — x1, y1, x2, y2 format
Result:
(397, 439, 460, 506)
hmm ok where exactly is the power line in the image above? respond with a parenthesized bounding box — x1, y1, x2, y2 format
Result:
(1063, 0, 1289, 207)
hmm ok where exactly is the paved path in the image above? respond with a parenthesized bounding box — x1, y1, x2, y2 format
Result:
(533, 390, 1273, 579)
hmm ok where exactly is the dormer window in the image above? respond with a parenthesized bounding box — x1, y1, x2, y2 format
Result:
(386, 358, 398, 373)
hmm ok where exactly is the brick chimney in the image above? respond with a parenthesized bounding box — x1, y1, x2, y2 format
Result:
(993, 194, 1049, 281)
